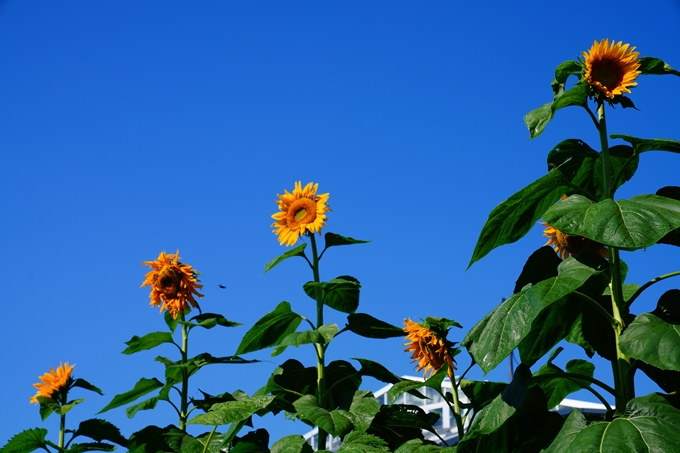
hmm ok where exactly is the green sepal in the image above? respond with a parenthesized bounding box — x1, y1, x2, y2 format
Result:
(303, 276, 361, 314)
(638, 56, 680, 77)
(0, 428, 48, 453)
(98, 377, 164, 414)
(71, 378, 104, 395)
(542, 194, 680, 250)
(264, 243, 307, 274)
(123, 332, 175, 355)
(182, 313, 242, 330)
(188, 395, 276, 426)
(524, 83, 589, 139)
(345, 313, 404, 339)
(324, 232, 371, 248)
(469, 170, 569, 267)
(235, 302, 303, 355)
(271, 324, 338, 357)
(71, 419, 128, 447)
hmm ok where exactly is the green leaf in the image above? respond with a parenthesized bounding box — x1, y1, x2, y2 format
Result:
(654, 289, 680, 323)
(185, 313, 242, 329)
(524, 83, 589, 139)
(0, 428, 48, 453)
(324, 232, 371, 248)
(58, 398, 85, 415)
(345, 391, 381, 433)
(535, 358, 595, 410)
(270, 436, 313, 453)
(551, 60, 583, 98)
(465, 255, 605, 373)
(459, 379, 507, 414)
(387, 363, 449, 403)
(98, 377, 164, 414)
(620, 312, 680, 371)
(66, 442, 116, 453)
(611, 134, 680, 155)
(123, 332, 175, 355)
(469, 171, 568, 267)
(73, 419, 128, 447)
(367, 405, 439, 451)
(264, 243, 307, 274)
(231, 430, 270, 453)
(126, 425, 177, 453)
(514, 246, 562, 294)
(164, 310, 179, 333)
(542, 409, 587, 453)
(656, 187, 680, 247)
(235, 302, 303, 355)
(292, 395, 354, 437)
(71, 378, 103, 395)
(354, 359, 402, 385)
(543, 194, 680, 250)
(638, 56, 680, 77)
(337, 432, 389, 453)
(304, 277, 361, 314)
(346, 313, 404, 338)
(263, 360, 317, 413)
(125, 396, 160, 419)
(562, 393, 680, 452)
(188, 395, 276, 425)
(271, 324, 338, 357)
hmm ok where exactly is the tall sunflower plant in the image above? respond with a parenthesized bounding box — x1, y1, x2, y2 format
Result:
(457, 39, 680, 451)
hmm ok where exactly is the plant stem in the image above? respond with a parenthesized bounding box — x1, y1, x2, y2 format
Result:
(58, 413, 66, 450)
(180, 317, 189, 430)
(449, 373, 465, 441)
(598, 102, 635, 411)
(202, 425, 218, 453)
(309, 234, 328, 450)
(626, 270, 680, 309)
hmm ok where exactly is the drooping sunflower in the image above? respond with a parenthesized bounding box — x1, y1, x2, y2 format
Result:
(582, 39, 641, 100)
(30, 362, 74, 404)
(404, 319, 456, 379)
(141, 250, 204, 319)
(271, 181, 331, 247)
(542, 222, 608, 260)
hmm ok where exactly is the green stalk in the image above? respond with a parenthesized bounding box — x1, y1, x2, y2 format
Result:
(58, 413, 66, 450)
(597, 102, 635, 411)
(449, 376, 465, 441)
(309, 234, 328, 450)
(180, 317, 189, 430)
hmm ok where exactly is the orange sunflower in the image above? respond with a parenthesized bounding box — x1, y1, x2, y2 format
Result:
(141, 250, 203, 319)
(271, 181, 331, 247)
(582, 39, 641, 100)
(404, 319, 456, 379)
(30, 362, 74, 404)
(542, 222, 608, 260)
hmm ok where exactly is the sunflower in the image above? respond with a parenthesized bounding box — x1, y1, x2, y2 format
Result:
(542, 222, 608, 260)
(141, 250, 203, 319)
(30, 362, 74, 404)
(271, 181, 331, 247)
(404, 319, 456, 379)
(582, 39, 641, 100)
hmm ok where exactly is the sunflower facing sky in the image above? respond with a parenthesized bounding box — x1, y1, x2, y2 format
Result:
(582, 39, 641, 100)
(403, 319, 456, 379)
(30, 362, 74, 404)
(542, 222, 608, 260)
(271, 181, 331, 247)
(141, 250, 204, 319)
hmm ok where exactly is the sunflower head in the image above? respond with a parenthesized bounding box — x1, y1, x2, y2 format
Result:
(271, 181, 331, 247)
(403, 318, 459, 379)
(582, 39, 641, 100)
(30, 362, 74, 404)
(141, 250, 204, 319)
(542, 222, 608, 260)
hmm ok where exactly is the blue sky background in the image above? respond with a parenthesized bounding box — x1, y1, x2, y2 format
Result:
(2, 0, 680, 445)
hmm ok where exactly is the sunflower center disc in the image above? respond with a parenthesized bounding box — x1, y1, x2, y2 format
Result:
(287, 198, 317, 227)
(294, 208, 308, 222)
(158, 267, 182, 298)
(593, 61, 622, 90)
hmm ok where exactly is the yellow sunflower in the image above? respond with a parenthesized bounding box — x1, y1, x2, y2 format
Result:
(271, 181, 331, 247)
(404, 319, 456, 379)
(30, 362, 74, 404)
(582, 39, 641, 99)
(141, 250, 204, 319)
(542, 222, 608, 260)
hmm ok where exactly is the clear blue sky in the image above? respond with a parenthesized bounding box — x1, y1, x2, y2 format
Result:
(2, 0, 680, 445)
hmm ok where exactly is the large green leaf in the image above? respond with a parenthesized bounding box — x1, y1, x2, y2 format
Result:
(534, 355, 595, 410)
(346, 391, 381, 433)
(551, 60, 582, 98)
(336, 432, 389, 453)
(620, 313, 680, 371)
(387, 364, 449, 403)
(656, 187, 680, 247)
(323, 233, 371, 249)
(264, 243, 307, 274)
(366, 404, 439, 451)
(524, 83, 589, 139)
(304, 277, 361, 314)
(71, 378, 104, 395)
(465, 256, 605, 373)
(264, 360, 317, 413)
(542, 409, 588, 453)
(235, 302, 303, 355)
(611, 134, 680, 155)
(98, 378, 163, 414)
(188, 396, 276, 425)
(270, 436, 313, 453)
(514, 246, 562, 294)
(469, 170, 569, 267)
(122, 332, 175, 355)
(459, 379, 507, 414)
(184, 313, 242, 330)
(345, 313, 404, 338)
(292, 395, 353, 437)
(561, 393, 680, 452)
(543, 194, 680, 249)
(638, 57, 680, 77)
(271, 324, 338, 357)
(1, 428, 48, 453)
(73, 419, 128, 447)
(326, 360, 362, 409)
(231, 429, 270, 453)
